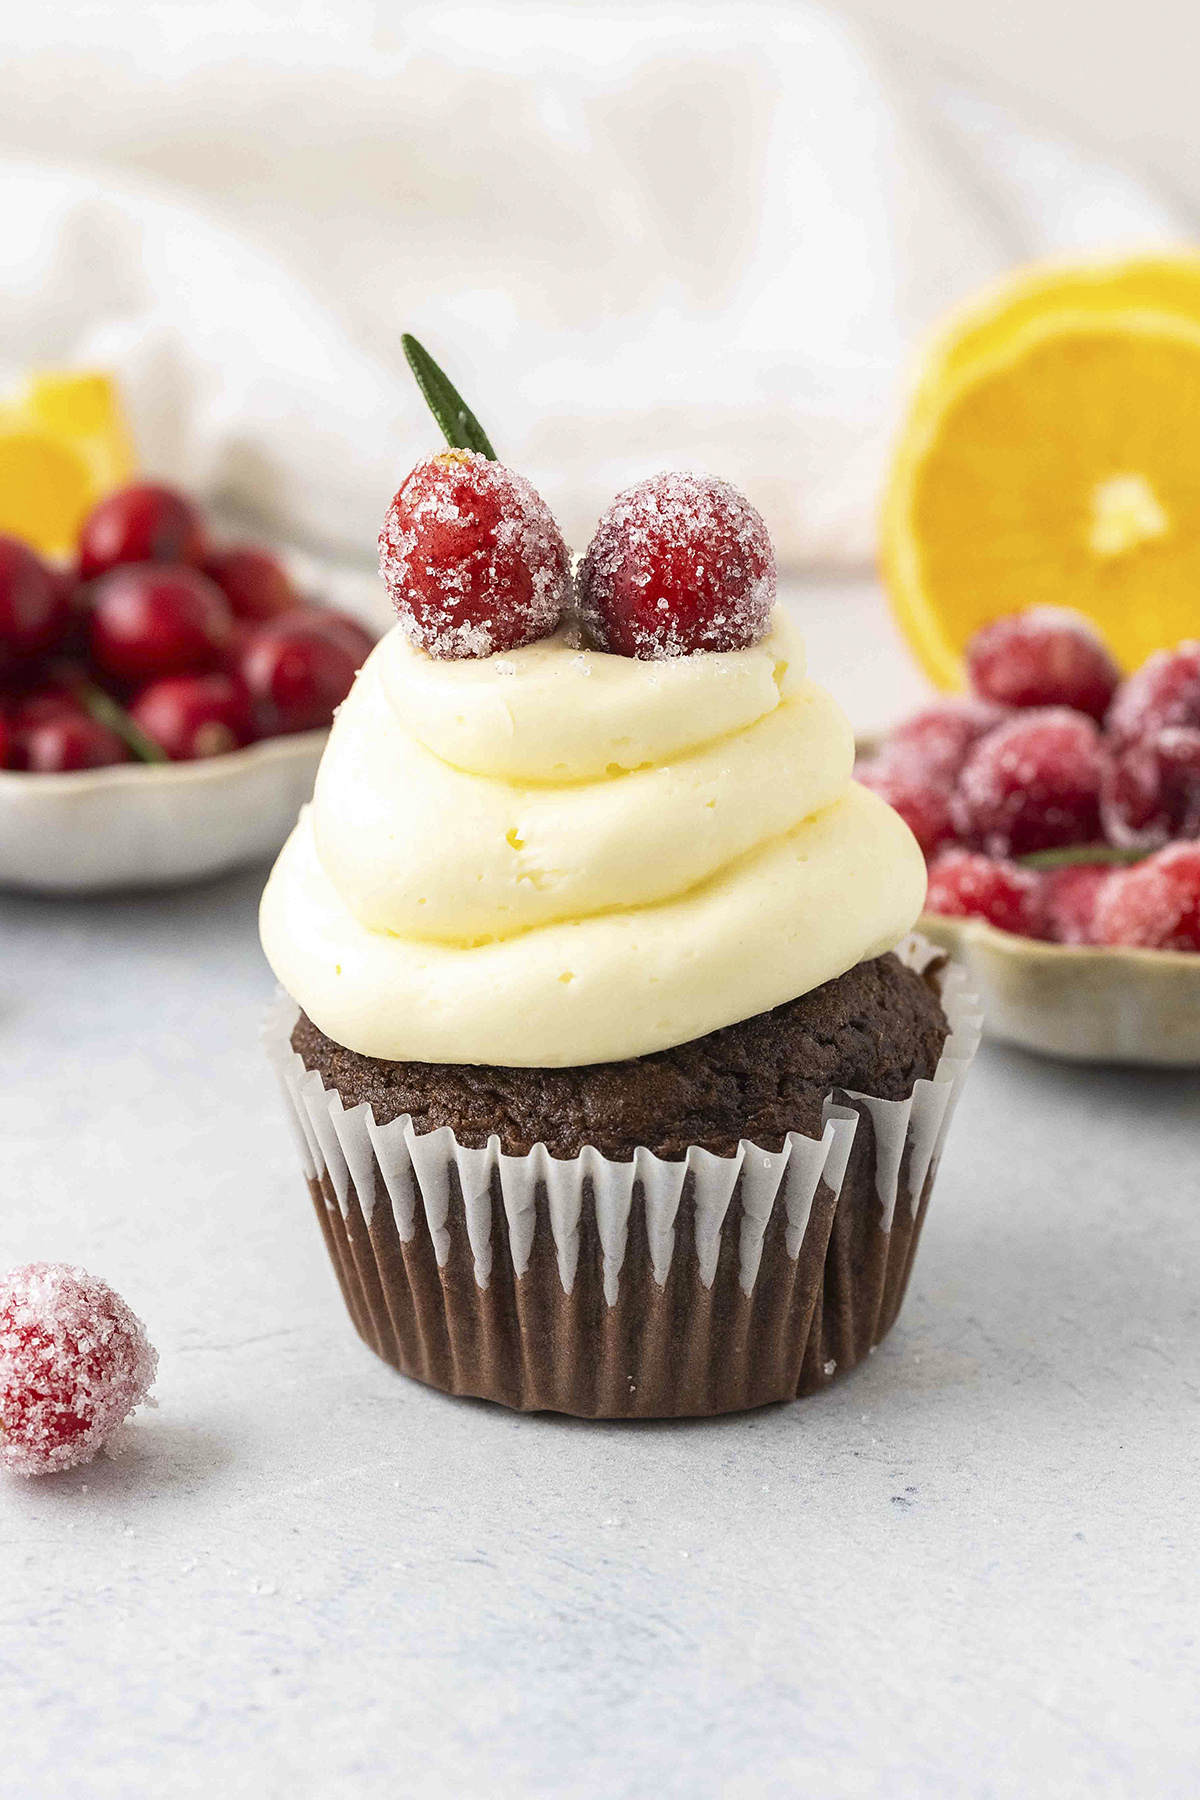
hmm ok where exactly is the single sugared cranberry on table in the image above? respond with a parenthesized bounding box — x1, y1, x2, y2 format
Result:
(379, 450, 570, 659)
(238, 611, 371, 734)
(130, 672, 256, 761)
(1042, 863, 1115, 946)
(0, 536, 73, 659)
(855, 758, 955, 858)
(578, 471, 775, 659)
(88, 565, 233, 684)
(925, 848, 1047, 938)
(951, 707, 1107, 856)
(965, 607, 1121, 722)
(22, 714, 132, 773)
(77, 481, 208, 581)
(1102, 728, 1200, 851)
(203, 546, 297, 622)
(1106, 641, 1200, 751)
(1092, 842, 1200, 952)
(880, 697, 1009, 785)
(0, 1263, 157, 1475)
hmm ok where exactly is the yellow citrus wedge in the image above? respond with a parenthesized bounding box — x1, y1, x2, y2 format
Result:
(882, 254, 1200, 686)
(0, 371, 136, 559)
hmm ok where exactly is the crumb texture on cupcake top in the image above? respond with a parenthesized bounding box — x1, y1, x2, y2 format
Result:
(259, 607, 927, 1065)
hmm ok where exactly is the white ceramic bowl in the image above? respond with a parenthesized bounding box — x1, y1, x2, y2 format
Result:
(0, 550, 387, 895)
(0, 729, 326, 893)
(917, 912, 1200, 1067)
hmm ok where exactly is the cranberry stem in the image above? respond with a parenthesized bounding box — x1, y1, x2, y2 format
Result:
(71, 678, 169, 764)
(401, 333, 497, 460)
(1019, 844, 1145, 870)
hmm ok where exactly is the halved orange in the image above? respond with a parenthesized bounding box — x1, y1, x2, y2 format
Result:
(882, 255, 1200, 686)
(0, 371, 136, 560)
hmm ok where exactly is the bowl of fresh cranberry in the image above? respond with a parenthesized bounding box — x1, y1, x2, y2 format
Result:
(0, 481, 379, 892)
(857, 608, 1200, 1065)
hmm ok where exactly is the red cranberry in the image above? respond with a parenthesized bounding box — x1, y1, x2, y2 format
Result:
(88, 565, 233, 683)
(881, 697, 1009, 785)
(203, 546, 297, 622)
(238, 614, 366, 735)
(1042, 863, 1114, 945)
(1106, 642, 1200, 751)
(0, 536, 73, 659)
(855, 758, 955, 857)
(1092, 843, 1200, 951)
(925, 848, 1046, 937)
(285, 606, 376, 664)
(965, 608, 1121, 721)
(0, 1262, 157, 1476)
(23, 714, 131, 772)
(379, 450, 570, 659)
(1102, 728, 1200, 851)
(130, 672, 256, 761)
(578, 471, 775, 659)
(78, 481, 208, 580)
(951, 708, 1107, 856)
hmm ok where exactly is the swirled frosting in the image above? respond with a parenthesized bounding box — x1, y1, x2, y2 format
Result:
(259, 607, 927, 1066)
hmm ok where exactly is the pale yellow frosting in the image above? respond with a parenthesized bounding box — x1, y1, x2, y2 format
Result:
(259, 608, 927, 1066)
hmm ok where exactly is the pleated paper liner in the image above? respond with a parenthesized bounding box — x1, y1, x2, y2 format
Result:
(264, 937, 981, 1418)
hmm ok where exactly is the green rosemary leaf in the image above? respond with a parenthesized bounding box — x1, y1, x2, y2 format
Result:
(401, 334, 497, 459)
(1018, 844, 1145, 870)
(76, 680, 169, 765)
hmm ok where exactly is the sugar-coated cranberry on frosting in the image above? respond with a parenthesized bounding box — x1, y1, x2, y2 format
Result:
(378, 450, 571, 660)
(578, 471, 776, 659)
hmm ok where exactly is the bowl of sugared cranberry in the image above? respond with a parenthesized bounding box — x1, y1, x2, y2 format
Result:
(857, 608, 1200, 1065)
(0, 481, 378, 892)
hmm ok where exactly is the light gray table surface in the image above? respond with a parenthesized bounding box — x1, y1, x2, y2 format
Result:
(3, 581, 1199, 1799)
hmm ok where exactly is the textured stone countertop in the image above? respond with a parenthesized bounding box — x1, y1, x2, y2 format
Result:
(2, 580, 1198, 1798)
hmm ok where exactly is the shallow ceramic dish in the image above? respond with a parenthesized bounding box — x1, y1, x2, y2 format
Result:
(0, 729, 326, 893)
(917, 912, 1200, 1067)
(0, 550, 387, 895)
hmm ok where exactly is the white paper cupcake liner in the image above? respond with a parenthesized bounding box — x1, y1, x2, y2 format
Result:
(264, 936, 981, 1417)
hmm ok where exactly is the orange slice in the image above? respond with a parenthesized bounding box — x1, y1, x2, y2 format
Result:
(881, 254, 1200, 686)
(0, 371, 136, 560)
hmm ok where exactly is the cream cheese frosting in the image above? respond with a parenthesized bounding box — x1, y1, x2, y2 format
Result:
(259, 607, 928, 1066)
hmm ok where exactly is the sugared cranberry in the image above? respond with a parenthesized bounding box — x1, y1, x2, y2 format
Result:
(379, 450, 570, 659)
(1106, 642, 1200, 751)
(88, 565, 233, 684)
(1043, 863, 1114, 946)
(578, 471, 775, 659)
(0, 1263, 157, 1475)
(1092, 843, 1200, 951)
(965, 607, 1121, 721)
(951, 708, 1107, 856)
(881, 697, 1009, 785)
(0, 536, 72, 659)
(925, 848, 1046, 937)
(23, 714, 131, 773)
(238, 614, 366, 735)
(78, 481, 208, 580)
(130, 672, 256, 761)
(855, 759, 955, 857)
(1102, 729, 1200, 851)
(203, 546, 297, 622)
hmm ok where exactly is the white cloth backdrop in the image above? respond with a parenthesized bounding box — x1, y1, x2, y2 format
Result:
(0, 1, 1189, 567)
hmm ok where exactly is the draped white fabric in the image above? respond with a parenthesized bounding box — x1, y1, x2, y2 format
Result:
(0, 2, 1186, 566)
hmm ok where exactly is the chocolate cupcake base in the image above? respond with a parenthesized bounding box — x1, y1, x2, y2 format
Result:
(265, 939, 980, 1418)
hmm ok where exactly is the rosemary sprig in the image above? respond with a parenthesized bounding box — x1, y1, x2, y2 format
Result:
(401, 333, 497, 460)
(1018, 844, 1145, 870)
(75, 679, 168, 764)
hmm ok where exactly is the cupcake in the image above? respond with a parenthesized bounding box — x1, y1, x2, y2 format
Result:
(261, 353, 979, 1417)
